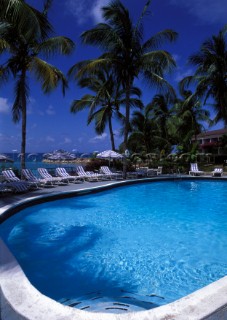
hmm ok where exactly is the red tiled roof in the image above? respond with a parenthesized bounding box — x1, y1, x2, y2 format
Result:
(195, 128, 227, 139)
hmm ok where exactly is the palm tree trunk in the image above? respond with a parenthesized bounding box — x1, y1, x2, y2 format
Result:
(123, 80, 131, 179)
(108, 116, 115, 151)
(20, 70, 27, 171)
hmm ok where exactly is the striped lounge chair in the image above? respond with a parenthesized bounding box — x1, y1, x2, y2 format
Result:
(76, 166, 101, 182)
(38, 168, 68, 185)
(22, 169, 50, 187)
(55, 168, 82, 183)
(100, 166, 123, 180)
(2, 170, 31, 192)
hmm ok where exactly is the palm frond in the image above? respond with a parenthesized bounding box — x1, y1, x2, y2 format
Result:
(43, 0, 53, 16)
(0, 66, 10, 85)
(0, 0, 52, 40)
(68, 58, 111, 80)
(37, 36, 75, 58)
(0, 38, 10, 53)
(81, 23, 123, 51)
(142, 50, 176, 74)
(89, 108, 108, 134)
(142, 29, 178, 52)
(30, 57, 68, 94)
(70, 95, 95, 113)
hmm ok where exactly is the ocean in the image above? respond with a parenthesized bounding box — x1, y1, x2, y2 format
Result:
(0, 153, 80, 173)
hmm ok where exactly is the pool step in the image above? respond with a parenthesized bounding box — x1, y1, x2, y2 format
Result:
(58, 290, 165, 313)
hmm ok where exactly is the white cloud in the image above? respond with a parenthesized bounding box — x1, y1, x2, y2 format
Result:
(63, 137, 72, 144)
(46, 136, 55, 142)
(78, 137, 84, 143)
(89, 132, 108, 143)
(170, 0, 227, 24)
(46, 105, 56, 115)
(65, 0, 109, 25)
(92, 0, 109, 23)
(0, 97, 10, 114)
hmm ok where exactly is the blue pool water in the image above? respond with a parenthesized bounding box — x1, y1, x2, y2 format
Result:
(1, 180, 227, 311)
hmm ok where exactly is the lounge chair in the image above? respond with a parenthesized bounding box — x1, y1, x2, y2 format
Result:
(212, 168, 223, 177)
(76, 166, 101, 182)
(38, 168, 68, 185)
(22, 169, 49, 188)
(135, 167, 148, 177)
(55, 167, 82, 183)
(0, 182, 14, 194)
(100, 166, 123, 180)
(189, 163, 204, 176)
(2, 169, 34, 190)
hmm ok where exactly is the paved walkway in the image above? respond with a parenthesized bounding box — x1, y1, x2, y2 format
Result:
(0, 180, 117, 217)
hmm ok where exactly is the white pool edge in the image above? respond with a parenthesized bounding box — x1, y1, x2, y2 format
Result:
(1, 241, 227, 320)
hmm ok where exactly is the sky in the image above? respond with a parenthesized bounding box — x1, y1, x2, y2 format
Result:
(0, 0, 226, 153)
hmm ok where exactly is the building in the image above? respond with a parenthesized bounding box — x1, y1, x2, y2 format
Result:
(192, 128, 227, 154)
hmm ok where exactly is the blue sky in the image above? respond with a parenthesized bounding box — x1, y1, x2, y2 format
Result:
(0, 0, 226, 153)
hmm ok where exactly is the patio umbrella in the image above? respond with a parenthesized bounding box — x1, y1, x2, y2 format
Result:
(97, 150, 123, 166)
(0, 154, 14, 163)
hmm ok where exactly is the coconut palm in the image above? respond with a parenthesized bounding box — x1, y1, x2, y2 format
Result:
(128, 104, 171, 154)
(175, 90, 209, 134)
(0, 0, 52, 41)
(0, 1, 74, 169)
(181, 25, 227, 126)
(170, 89, 210, 153)
(147, 93, 174, 141)
(69, 0, 177, 177)
(70, 68, 143, 150)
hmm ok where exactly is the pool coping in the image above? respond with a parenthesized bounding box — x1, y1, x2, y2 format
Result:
(1, 176, 227, 320)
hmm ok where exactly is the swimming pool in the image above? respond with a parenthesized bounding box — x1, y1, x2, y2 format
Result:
(1, 180, 227, 313)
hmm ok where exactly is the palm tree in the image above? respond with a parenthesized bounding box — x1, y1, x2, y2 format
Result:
(147, 93, 174, 141)
(0, 0, 52, 41)
(70, 69, 143, 150)
(128, 107, 158, 154)
(181, 25, 227, 126)
(128, 104, 171, 155)
(171, 89, 210, 153)
(70, 69, 123, 151)
(69, 0, 177, 177)
(0, 1, 74, 169)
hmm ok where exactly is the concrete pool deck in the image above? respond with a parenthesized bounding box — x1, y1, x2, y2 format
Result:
(1, 175, 227, 320)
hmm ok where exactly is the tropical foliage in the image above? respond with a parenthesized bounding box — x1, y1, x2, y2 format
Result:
(69, 0, 177, 176)
(0, 0, 226, 172)
(0, 0, 74, 169)
(181, 24, 227, 126)
(70, 68, 143, 151)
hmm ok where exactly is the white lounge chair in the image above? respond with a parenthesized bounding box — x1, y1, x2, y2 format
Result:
(2, 170, 33, 191)
(2, 169, 21, 182)
(38, 168, 68, 185)
(157, 166, 163, 175)
(76, 166, 101, 182)
(55, 167, 82, 183)
(22, 169, 51, 187)
(212, 168, 223, 177)
(189, 163, 204, 176)
(100, 166, 123, 180)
